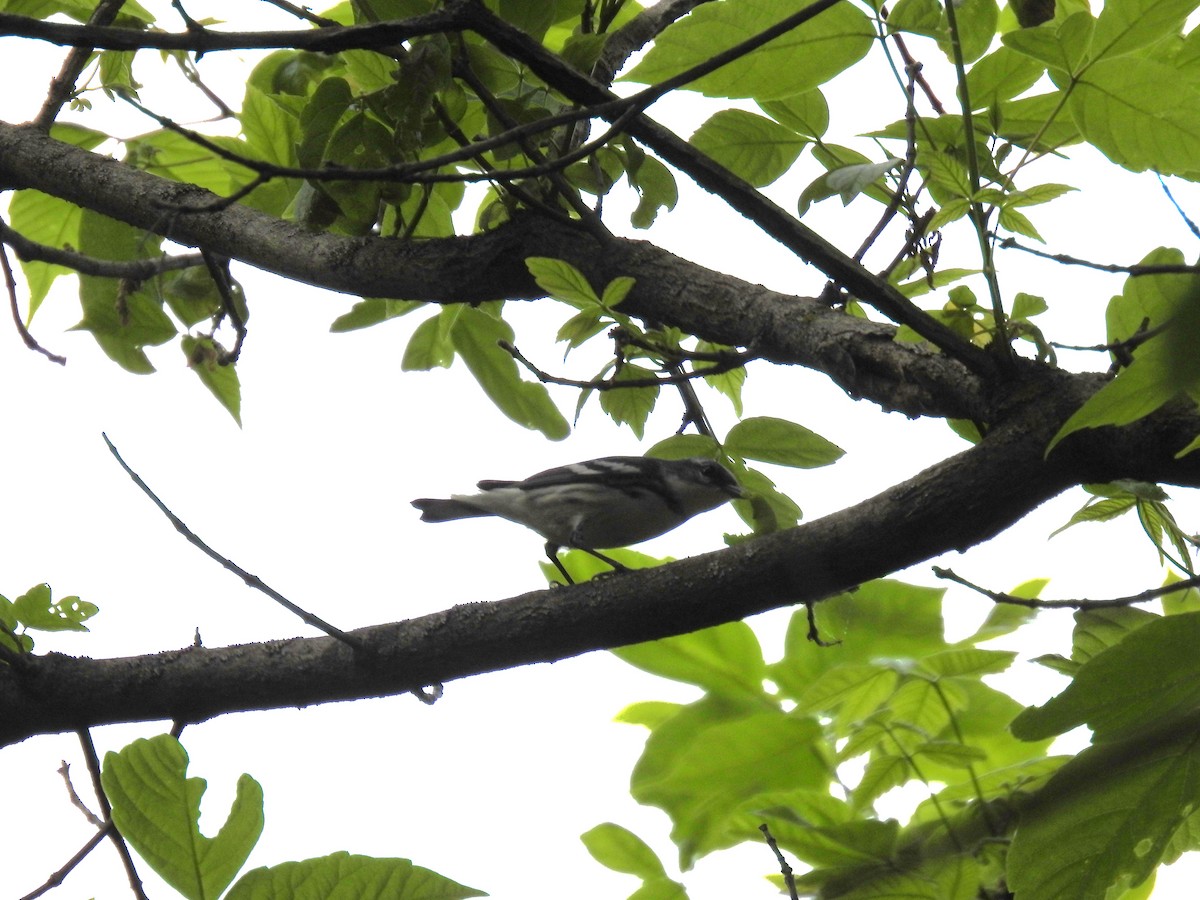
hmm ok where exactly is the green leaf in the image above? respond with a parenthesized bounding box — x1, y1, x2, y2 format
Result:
(647, 433, 723, 461)
(734, 465, 803, 532)
(770, 580, 949, 699)
(182, 336, 242, 426)
(1069, 57, 1200, 177)
(99, 49, 140, 97)
(1004, 12, 1095, 73)
(599, 365, 659, 438)
(627, 155, 679, 229)
(796, 664, 900, 725)
(632, 711, 827, 867)
(1046, 354, 1183, 454)
(1008, 720, 1200, 900)
(241, 86, 300, 167)
(623, 0, 875, 101)
(1106, 248, 1197, 344)
(1071, 606, 1159, 665)
(917, 647, 1017, 678)
(580, 823, 669, 880)
(401, 309, 457, 370)
(1010, 292, 1048, 320)
(225, 852, 486, 900)
(697, 340, 746, 416)
(689, 109, 807, 187)
(101, 735, 263, 900)
(7, 189, 83, 316)
(996, 89, 1083, 149)
(331, 298, 424, 332)
(726, 416, 844, 468)
(12, 583, 96, 632)
(1091, 0, 1200, 61)
(601, 276, 635, 308)
(966, 580, 1044, 642)
(556, 310, 608, 349)
(614, 622, 767, 701)
(757, 89, 830, 138)
(525, 257, 601, 307)
(297, 75, 353, 168)
(938, 0, 999, 63)
(450, 307, 569, 439)
(963, 46, 1047, 109)
(1012, 611, 1200, 742)
(73, 211, 175, 373)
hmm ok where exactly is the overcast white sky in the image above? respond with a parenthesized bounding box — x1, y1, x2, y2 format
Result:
(4, 3, 1200, 899)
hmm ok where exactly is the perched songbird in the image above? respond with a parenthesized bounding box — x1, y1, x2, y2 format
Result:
(412, 455, 747, 583)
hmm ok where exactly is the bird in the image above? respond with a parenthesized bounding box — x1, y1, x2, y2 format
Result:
(412, 455, 747, 584)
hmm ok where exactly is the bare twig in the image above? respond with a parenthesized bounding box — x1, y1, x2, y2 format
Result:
(1, 236, 67, 365)
(759, 824, 800, 900)
(58, 761, 104, 827)
(32, 0, 128, 130)
(889, 29, 945, 115)
(0, 218, 205, 278)
(102, 433, 364, 649)
(78, 730, 149, 900)
(805, 600, 840, 647)
(998, 238, 1200, 275)
(854, 60, 920, 263)
(934, 566, 1200, 609)
(500, 339, 753, 391)
(200, 251, 247, 363)
(19, 828, 110, 900)
(1051, 320, 1169, 359)
(1158, 176, 1200, 240)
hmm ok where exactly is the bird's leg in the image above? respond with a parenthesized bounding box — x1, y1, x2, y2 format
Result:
(581, 548, 628, 573)
(545, 542, 576, 585)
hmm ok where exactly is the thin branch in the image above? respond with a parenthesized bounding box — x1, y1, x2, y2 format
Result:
(118, 91, 635, 193)
(942, 0, 1012, 365)
(32, 0, 128, 131)
(1158, 176, 1200, 240)
(999, 237, 1200, 275)
(805, 600, 839, 647)
(500, 339, 753, 391)
(1, 235, 67, 365)
(888, 28, 945, 115)
(854, 59, 920, 263)
(257, 0, 334, 26)
(78, 730, 149, 900)
(58, 761, 104, 827)
(102, 433, 365, 650)
(19, 827, 110, 900)
(1051, 321, 1169, 358)
(0, 218, 205, 278)
(450, 47, 610, 238)
(759, 824, 800, 900)
(933, 566, 1200, 609)
(200, 251, 247, 363)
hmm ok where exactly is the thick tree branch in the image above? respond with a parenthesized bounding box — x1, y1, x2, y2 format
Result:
(6, 372, 1200, 747)
(0, 121, 985, 418)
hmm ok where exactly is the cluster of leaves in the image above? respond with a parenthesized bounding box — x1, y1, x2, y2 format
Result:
(1049, 251, 1200, 454)
(99, 735, 485, 900)
(1053, 479, 1197, 574)
(584, 579, 1200, 900)
(0, 582, 96, 655)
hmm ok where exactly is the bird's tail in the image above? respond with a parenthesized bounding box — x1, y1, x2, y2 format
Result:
(411, 498, 490, 522)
